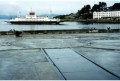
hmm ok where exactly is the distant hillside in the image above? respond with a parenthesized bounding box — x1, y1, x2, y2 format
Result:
(0, 15, 16, 19)
(54, 2, 120, 21)
(54, 13, 76, 21)
(40, 14, 59, 17)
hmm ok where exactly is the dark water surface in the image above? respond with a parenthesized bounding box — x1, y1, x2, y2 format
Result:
(0, 19, 120, 31)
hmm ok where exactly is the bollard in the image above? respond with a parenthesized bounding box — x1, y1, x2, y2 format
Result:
(107, 27, 111, 33)
(15, 31, 22, 37)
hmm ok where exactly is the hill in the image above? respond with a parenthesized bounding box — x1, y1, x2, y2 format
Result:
(54, 2, 120, 21)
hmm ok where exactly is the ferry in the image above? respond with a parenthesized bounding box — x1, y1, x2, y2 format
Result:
(7, 12, 62, 24)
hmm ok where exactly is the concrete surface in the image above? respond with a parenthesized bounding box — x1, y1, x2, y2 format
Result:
(0, 49, 60, 80)
(73, 47, 120, 78)
(45, 48, 119, 80)
(0, 33, 120, 80)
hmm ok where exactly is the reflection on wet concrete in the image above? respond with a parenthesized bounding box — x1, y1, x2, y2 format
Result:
(45, 48, 119, 80)
(0, 35, 83, 50)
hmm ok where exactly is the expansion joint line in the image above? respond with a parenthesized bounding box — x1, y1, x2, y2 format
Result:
(41, 48, 67, 80)
(81, 46, 120, 51)
(72, 48, 120, 79)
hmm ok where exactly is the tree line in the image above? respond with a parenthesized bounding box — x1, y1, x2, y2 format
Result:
(54, 2, 120, 20)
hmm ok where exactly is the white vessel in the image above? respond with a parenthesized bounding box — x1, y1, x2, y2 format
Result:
(8, 12, 62, 24)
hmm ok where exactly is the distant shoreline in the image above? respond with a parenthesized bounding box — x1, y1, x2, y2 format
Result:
(78, 19, 120, 23)
(61, 19, 120, 23)
(1, 18, 120, 24)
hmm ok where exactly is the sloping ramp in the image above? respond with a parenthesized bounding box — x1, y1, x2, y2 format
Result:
(44, 48, 119, 80)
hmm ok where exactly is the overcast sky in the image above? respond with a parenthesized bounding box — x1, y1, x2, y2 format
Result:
(0, 0, 119, 15)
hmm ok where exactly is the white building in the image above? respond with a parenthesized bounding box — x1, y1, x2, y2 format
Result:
(93, 11, 120, 19)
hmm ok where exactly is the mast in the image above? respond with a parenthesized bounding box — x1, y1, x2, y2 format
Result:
(49, 8, 52, 18)
(18, 11, 21, 18)
(29, 8, 35, 15)
(31, 8, 32, 12)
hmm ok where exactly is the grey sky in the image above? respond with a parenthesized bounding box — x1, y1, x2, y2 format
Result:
(0, 0, 119, 15)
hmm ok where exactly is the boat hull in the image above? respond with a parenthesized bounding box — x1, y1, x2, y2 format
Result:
(9, 21, 61, 25)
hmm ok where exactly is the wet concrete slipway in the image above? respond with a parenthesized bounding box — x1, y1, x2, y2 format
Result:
(0, 33, 120, 80)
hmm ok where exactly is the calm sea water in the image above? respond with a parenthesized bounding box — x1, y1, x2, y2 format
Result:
(0, 19, 120, 31)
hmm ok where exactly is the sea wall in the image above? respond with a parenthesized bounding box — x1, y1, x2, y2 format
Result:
(79, 19, 120, 23)
(0, 29, 120, 35)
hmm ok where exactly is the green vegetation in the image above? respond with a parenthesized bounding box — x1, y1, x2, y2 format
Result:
(54, 2, 120, 21)
(109, 3, 120, 10)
